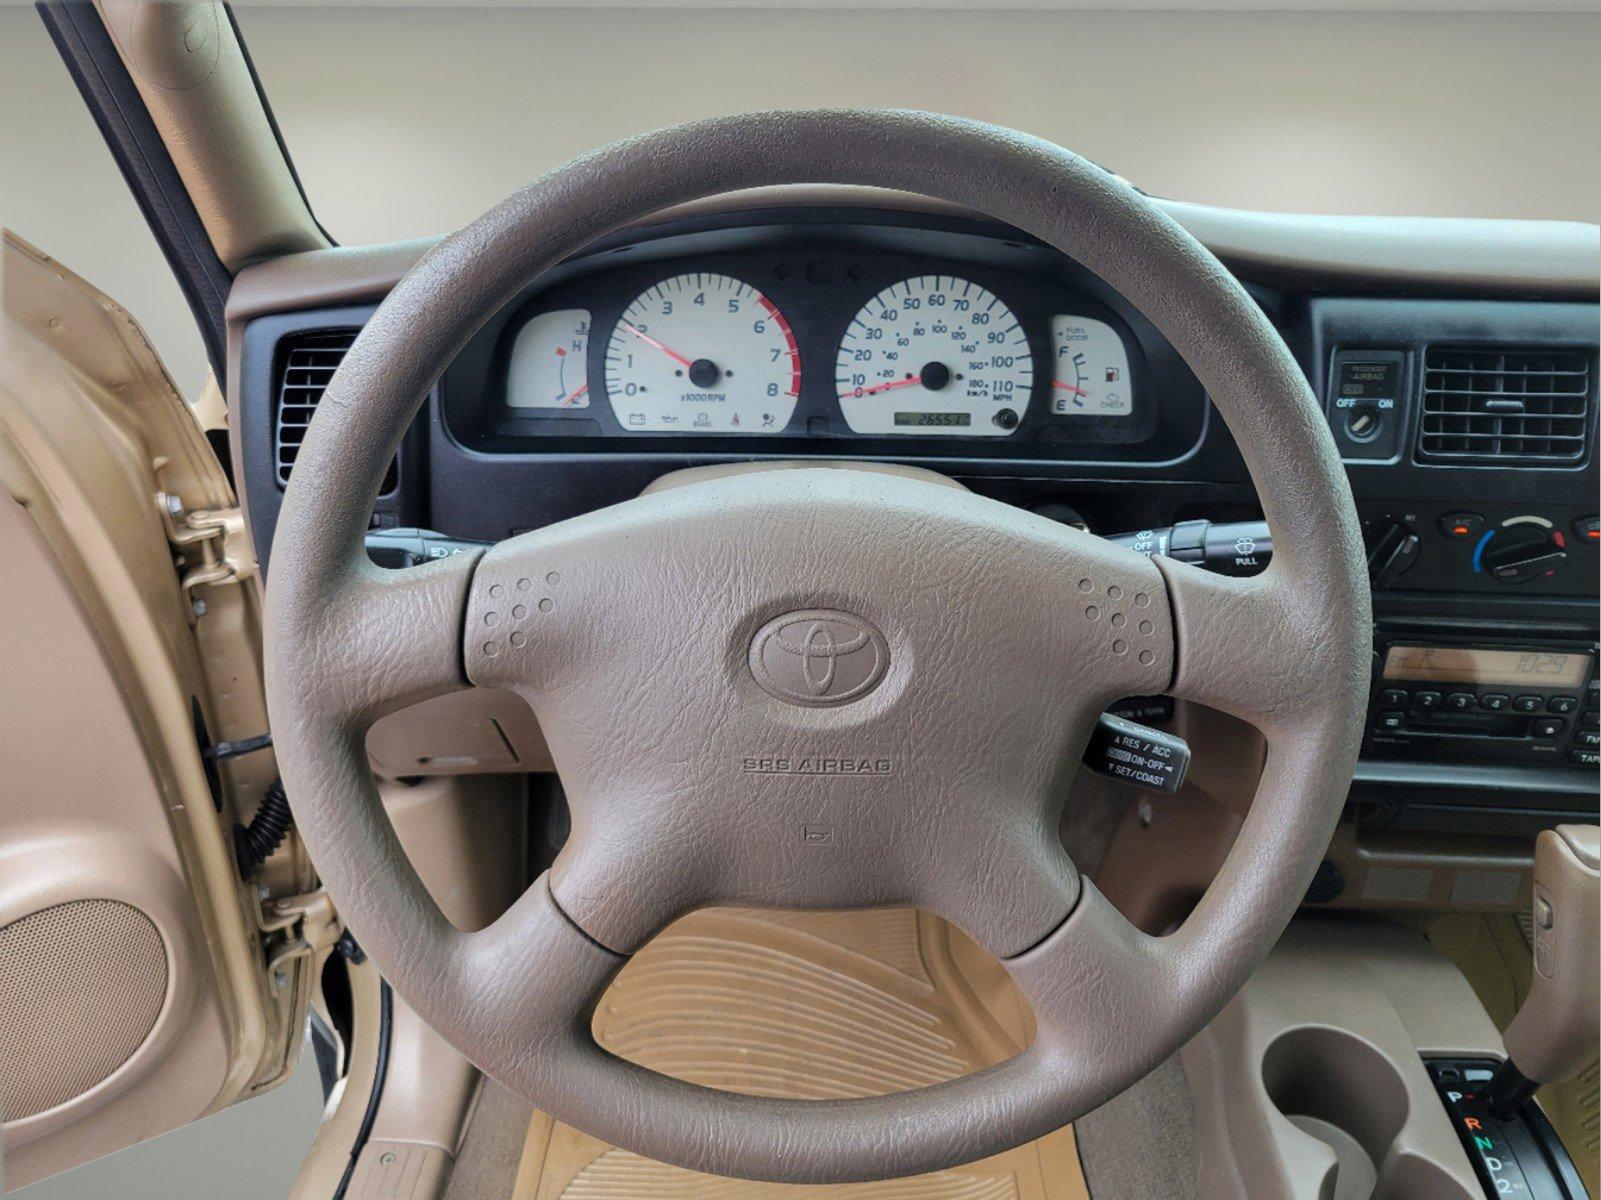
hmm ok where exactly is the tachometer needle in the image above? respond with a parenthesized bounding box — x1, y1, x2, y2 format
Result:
(844, 376, 924, 398)
(1052, 380, 1089, 397)
(559, 383, 588, 407)
(619, 320, 693, 368)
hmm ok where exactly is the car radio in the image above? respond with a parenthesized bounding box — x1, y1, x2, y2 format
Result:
(1364, 633, 1598, 769)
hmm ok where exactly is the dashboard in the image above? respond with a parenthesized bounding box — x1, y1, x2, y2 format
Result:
(232, 197, 1600, 851)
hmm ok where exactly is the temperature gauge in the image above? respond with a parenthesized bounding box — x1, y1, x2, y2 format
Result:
(507, 308, 591, 409)
(1049, 316, 1132, 417)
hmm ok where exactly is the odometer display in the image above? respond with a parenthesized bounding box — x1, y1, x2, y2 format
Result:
(835, 275, 1033, 436)
(604, 273, 801, 433)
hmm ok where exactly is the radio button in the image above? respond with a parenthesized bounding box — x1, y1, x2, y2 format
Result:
(1445, 692, 1476, 711)
(1570, 749, 1599, 768)
(1582, 711, 1599, 730)
(1378, 688, 1409, 708)
(1479, 693, 1510, 712)
(1531, 718, 1566, 740)
(1578, 729, 1600, 749)
(1547, 696, 1579, 715)
(1412, 691, 1444, 713)
(1513, 695, 1544, 714)
(1374, 711, 1406, 732)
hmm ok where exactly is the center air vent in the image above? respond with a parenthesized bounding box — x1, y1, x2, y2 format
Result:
(1418, 347, 1592, 466)
(273, 329, 398, 491)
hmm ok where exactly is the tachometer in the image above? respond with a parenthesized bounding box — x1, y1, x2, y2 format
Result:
(604, 273, 801, 433)
(835, 275, 1033, 436)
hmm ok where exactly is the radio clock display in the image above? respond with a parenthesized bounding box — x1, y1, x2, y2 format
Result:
(1382, 646, 1591, 688)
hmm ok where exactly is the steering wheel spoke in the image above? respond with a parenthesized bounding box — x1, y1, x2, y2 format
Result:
(1009, 882, 1179, 1070)
(274, 552, 482, 733)
(1155, 555, 1352, 736)
(447, 877, 626, 1063)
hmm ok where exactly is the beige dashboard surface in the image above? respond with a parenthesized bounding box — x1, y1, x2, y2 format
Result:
(511, 907, 1088, 1199)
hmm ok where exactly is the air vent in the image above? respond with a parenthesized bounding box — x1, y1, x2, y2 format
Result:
(1418, 347, 1592, 466)
(273, 330, 398, 491)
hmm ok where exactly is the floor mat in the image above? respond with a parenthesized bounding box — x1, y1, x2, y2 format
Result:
(511, 907, 1088, 1200)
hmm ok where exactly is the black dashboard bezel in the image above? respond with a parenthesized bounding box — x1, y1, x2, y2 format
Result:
(438, 212, 1209, 466)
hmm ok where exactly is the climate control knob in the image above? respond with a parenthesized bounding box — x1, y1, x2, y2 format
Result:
(1362, 520, 1421, 588)
(1475, 519, 1568, 585)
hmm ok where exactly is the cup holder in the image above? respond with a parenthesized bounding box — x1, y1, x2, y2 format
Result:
(1262, 1026, 1410, 1200)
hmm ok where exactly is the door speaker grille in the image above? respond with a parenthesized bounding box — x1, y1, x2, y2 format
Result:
(1, 899, 168, 1121)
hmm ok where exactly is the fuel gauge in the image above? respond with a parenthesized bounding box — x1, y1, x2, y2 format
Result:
(1049, 316, 1132, 417)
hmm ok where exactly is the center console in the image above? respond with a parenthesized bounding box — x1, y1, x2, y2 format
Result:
(1181, 918, 1585, 1200)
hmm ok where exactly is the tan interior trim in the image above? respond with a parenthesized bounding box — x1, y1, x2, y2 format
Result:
(366, 688, 554, 778)
(1502, 825, 1600, 1085)
(289, 775, 530, 1200)
(1157, 197, 1600, 300)
(1183, 917, 1501, 1200)
(0, 500, 232, 1182)
(221, 186, 1597, 581)
(2, 229, 311, 1184)
(289, 954, 385, 1200)
(643, 460, 968, 495)
(1315, 824, 1535, 914)
(93, 0, 329, 271)
(1428, 911, 1600, 1195)
(224, 186, 1600, 332)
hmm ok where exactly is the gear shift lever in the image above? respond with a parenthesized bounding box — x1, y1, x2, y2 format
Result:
(1488, 824, 1599, 1120)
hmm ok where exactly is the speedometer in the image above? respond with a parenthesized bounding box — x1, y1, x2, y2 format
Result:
(604, 273, 801, 433)
(835, 275, 1033, 436)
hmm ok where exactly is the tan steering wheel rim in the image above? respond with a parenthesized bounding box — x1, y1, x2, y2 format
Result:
(264, 109, 1370, 1184)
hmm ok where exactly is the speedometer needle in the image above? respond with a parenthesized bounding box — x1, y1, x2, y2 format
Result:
(619, 320, 693, 369)
(1052, 380, 1088, 396)
(844, 376, 924, 398)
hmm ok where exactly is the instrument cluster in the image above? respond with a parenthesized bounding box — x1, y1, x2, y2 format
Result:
(444, 216, 1207, 462)
(502, 268, 1134, 440)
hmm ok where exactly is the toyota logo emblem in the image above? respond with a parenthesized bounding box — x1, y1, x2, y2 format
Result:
(749, 610, 889, 707)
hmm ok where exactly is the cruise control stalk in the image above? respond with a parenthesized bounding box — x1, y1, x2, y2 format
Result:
(1082, 713, 1191, 794)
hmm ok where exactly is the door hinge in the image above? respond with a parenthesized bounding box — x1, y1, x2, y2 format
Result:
(157, 492, 257, 618)
(260, 889, 342, 989)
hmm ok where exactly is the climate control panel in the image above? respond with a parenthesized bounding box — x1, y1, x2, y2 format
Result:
(1358, 503, 1597, 595)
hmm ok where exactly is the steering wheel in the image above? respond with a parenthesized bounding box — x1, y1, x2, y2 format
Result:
(265, 110, 1369, 1184)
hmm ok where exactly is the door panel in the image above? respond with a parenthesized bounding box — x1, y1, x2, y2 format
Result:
(1, 230, 315, 1187)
